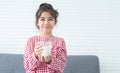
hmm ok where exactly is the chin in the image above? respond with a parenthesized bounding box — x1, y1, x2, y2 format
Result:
(44, 30, 51, 33)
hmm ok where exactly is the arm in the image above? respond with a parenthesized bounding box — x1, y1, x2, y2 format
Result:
(23, 38, 42, 71)
(47, 39, 67, 72)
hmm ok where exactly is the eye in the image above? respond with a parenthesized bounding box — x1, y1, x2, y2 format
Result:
(39, 18, 45, 21)
(40, 18, 45, 21)
(49, 18, 54, 21)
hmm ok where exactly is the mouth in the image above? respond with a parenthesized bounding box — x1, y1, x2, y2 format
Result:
(44, 27, 50, 29)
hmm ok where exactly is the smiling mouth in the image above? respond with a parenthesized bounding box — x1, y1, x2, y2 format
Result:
(44, 27, 50, 28)
(44, 27, 50, 29)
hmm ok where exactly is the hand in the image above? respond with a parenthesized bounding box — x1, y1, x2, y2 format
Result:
(38, 55, 51, 62)
(34, 42, 51, 62)
(34, 43, 43, 59)
(44, 55, 51, 62)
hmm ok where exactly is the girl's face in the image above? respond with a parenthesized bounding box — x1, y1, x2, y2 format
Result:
(37, 11, 56, 35)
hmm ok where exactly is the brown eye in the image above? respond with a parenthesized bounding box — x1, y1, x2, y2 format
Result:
(40, 18, 45, 21)
(49, 18, 53, 21)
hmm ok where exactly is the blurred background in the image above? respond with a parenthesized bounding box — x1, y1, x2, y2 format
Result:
(0, 0, 120, 73)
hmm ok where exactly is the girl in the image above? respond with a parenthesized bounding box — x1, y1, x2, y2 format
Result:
(23, 3, 67, 73)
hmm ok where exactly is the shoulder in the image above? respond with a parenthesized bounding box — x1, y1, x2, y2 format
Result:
(53, 36, 65, 42)
(53, 36, 66, 46)
(53, 36, 66, 50)
(26, 35, 39, 42)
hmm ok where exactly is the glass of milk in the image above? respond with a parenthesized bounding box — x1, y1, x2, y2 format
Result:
(36, 42, 52, 56)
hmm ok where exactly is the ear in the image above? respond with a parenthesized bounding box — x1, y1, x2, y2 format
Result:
(36, 24, 39, 28)
(36, 21, 39, 28)
(36, 23, 39, 26)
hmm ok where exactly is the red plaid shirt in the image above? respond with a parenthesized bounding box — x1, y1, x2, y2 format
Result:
(23, 36, 67, 73)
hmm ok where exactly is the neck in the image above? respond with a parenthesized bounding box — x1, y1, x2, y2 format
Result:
(40, 32, 53, 37)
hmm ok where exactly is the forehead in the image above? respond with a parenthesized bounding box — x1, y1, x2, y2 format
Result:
(40, 11, 53, 18)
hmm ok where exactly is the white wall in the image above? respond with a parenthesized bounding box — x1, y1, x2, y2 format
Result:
(0, 0, 120, 73)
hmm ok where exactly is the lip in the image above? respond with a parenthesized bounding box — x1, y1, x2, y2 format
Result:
(44, 27, 50, 28)
(44, 26, 50, 28)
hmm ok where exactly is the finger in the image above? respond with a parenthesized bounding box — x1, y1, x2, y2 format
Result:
(45, 56, 48, 62)
(40, 56, 45, 62)
(38, 48, 43, 54)
(38, 55, 42, 61)
(38, 50, 42, 55)
(35, 45, 42, 50)
(39, 55, 44, 62)
(35, 47, 43, 53)
(34, 48, 42, 55)
(45, 56, 50, 62)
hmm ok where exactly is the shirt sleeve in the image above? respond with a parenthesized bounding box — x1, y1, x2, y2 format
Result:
(47, 39, 67, 73)
(23, 38, 42, 71)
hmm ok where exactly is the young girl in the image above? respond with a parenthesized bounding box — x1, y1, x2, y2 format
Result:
(23, 3, 67, 73)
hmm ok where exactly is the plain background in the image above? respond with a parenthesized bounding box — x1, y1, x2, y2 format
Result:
(0, 0, 120, 73)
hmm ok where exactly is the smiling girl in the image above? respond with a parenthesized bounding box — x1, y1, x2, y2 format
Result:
(23, 3, 67, 73)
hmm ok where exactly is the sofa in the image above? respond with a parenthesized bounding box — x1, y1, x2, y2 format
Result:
(0, 53, 100, 73)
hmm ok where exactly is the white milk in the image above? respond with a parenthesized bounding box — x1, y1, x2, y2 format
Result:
(36, 42, 52, 56)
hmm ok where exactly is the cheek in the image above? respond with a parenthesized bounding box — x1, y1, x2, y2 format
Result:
(37, 21, 43, 26)
(51, 21, 56, 26)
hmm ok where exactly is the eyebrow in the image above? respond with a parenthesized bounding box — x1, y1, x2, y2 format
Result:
(40, 17, 54, 19)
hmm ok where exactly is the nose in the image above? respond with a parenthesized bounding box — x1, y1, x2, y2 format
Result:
(44, 20, 49, 25)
